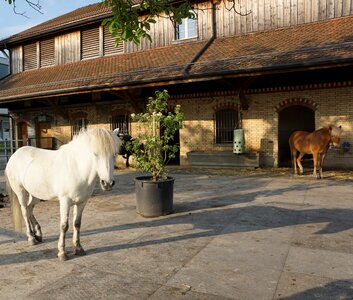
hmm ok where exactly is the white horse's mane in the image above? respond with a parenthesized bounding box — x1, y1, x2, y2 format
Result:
(64, 128, 121, 156)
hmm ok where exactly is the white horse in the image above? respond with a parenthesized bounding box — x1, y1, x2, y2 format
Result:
(5, 128, 122, 261)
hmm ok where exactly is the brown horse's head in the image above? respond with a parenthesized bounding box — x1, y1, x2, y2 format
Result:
(329, 125, 342, 148)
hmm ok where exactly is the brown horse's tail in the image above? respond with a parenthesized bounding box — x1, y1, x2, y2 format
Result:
(5, 171, 22, 232)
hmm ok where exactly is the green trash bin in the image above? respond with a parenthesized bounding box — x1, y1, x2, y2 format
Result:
(233, 129, 245, 154)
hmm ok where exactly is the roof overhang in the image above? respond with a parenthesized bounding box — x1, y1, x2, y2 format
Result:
(0, 15, 352, 104)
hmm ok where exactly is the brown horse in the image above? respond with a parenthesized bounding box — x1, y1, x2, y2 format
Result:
(289, 125, 341, 179)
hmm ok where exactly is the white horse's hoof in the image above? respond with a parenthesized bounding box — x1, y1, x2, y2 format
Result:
(35, 235, 43, 242)
(73, 248, 86, 256)
(28, 238, 38, 246)
(58, 253, 68, 261)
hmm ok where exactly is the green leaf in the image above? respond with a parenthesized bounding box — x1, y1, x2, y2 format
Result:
(127, 90, 184, 181)
(102, 0, 193, 45)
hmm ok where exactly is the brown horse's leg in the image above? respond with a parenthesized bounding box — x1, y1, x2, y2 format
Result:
(291, 146, 298, 175)
(318, 153, 326, 179)
(312, 152, 319, 178)
(296, 152, 305, 175)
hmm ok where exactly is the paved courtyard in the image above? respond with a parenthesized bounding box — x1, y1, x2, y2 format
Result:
(0, 167, 353, 299)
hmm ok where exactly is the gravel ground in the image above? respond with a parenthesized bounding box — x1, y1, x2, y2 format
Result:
(168, 166, 353, 181)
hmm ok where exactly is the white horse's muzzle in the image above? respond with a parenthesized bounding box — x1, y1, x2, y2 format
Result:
(100, 180, 115, 191)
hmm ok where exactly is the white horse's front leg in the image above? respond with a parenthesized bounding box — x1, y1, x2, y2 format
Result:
(72, 201, 87, 256)
(58, 199, 70, 261)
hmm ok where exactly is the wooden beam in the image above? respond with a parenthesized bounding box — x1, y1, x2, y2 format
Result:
(220, 77, 258, 110)
(92, 91, 102, 103)
(37, 98, 69, 120)
(239, 89, 248, 110)
(108, 89, 145, 112)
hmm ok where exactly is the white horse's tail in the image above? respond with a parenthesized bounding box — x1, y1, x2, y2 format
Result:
(5, 171, 22, 232)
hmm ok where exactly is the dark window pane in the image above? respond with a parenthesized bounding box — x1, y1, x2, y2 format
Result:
(111, 115, 130, 135)
(215, 109, 238, 144)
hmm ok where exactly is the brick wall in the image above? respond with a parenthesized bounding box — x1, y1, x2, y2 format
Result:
(177, 85, 353, 167)
(15, 84, 353, 169)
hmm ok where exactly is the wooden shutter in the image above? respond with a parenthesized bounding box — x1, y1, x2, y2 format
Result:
(40, 38, 55, 67)
(23, 42, 38, 71)
(81, 27, 100, 59)
(103, 26, 124, 56)
(10, 46, 23, 74)
(55, 31, 81, 65)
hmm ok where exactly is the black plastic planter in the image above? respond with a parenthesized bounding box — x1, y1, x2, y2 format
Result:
(135, 176, 174, 217)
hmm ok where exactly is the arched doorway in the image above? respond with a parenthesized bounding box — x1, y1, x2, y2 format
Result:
(278, 105, 315, 166)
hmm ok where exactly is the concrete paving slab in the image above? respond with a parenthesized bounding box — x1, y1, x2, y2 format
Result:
(0, 167, 353, 299)
(284, 247, 353, 280)
(275, 271, 353, 299)
(166, 236, 289, 299)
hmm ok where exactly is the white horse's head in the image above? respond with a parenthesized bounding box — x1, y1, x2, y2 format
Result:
(95, 152, 116, 191)
(77, 128, 122, 191)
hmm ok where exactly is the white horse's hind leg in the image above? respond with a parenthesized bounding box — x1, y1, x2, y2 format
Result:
(72, 201, 87, 256)
(17, 192, 38, 245)
(28, 196, 42, 242)
(58, 198, 70, 261)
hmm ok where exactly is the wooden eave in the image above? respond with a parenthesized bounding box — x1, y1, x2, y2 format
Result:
(0, 58, 352, 105)
(0, 16, 110, 49)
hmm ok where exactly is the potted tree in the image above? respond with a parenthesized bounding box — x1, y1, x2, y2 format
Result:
(127, 90, 184, 217)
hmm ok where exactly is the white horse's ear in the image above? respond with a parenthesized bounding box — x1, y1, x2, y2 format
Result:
(113, 128, 120, 135)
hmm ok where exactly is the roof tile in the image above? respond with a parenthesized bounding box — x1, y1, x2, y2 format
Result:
(1, 3, 111, 44)
(0, 16, 352, 101)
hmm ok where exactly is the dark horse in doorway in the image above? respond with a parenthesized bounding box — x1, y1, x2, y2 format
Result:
(114, 129, 143, 168)
(289, 125, 341, 179)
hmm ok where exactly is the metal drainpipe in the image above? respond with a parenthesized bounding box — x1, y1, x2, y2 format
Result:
(183, 2, 217, 76)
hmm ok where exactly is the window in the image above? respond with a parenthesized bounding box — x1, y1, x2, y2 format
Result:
(111, 115, 130, 135)
(175, 16, 197, 40)
(215, 109, 238, 144)
(71, 117, 88, 137)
